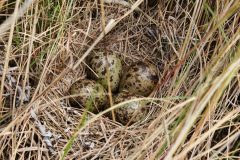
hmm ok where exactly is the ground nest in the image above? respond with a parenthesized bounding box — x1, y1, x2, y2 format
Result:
(0, 0, 240, 159)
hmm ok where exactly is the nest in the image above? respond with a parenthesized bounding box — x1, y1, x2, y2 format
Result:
(0, 0, 239, 159)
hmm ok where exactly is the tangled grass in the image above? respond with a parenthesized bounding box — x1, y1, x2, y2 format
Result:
(0, 0, 239, 159)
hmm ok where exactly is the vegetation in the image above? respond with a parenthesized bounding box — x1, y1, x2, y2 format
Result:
(0, 0, 239, 159)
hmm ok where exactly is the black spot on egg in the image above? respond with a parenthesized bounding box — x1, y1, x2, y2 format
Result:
(147, 74, 159, 82)
(126, 74, 131, 78)
(111, 60, 115, 65)
(133, 67, 138, 72)
(101, 68, 107, 75)
(96, 61, 103, 68)
(136, 79, 141, 83)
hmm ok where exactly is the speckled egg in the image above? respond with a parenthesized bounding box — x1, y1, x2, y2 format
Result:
(69, 79, 108, 113)
(114, 92, 148, 125)
(87, 51, 122, 92)
(119, 62, 159, 96)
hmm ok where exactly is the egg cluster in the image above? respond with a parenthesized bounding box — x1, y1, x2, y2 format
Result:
(69, 51, 159, 125)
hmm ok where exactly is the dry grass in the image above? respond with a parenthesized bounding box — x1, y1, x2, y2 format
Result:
(0, 0, 240, 159)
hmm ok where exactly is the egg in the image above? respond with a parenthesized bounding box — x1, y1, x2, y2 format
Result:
(69, 79, 108, 113)
(119, 62, 159, 96)
(87, 51, 122, 92)
(114, 92, 148, 125)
